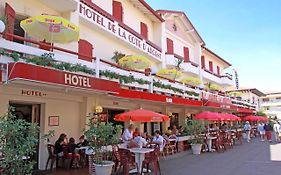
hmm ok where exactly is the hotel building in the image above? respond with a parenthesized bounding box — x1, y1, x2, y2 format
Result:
(0, 0, 257, 170)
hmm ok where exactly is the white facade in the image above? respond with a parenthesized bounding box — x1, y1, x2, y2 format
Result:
(261, 93, 281, 119)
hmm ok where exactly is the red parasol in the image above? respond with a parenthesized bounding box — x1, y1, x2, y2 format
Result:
(195, 112, 223, 121)
(244, 115, 268, 121)
(222, 114, 242, 121)
(114, 109, 170, 122)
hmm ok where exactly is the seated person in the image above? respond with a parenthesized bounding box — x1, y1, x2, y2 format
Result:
(77, 135, 88, 147)
(68, 138, 80, 168)
(165, 127, 172, 136)
(151, 130, 164, 151)
(122, 124, 134, 143)
(54, 133, 67, 157)
(133, 127, 140, 138)
(133, 133, 148, 148)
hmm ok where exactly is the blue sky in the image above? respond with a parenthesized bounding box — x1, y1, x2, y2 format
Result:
(147, 0, 281, 92)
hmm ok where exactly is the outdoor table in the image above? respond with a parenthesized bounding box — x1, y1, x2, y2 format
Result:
(129, 147, 154, 174)
(207, 136, 217, 152)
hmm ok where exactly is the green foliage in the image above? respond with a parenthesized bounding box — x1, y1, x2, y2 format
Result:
(256, 111, 267, 117)
(41, 130, 55, 142)
(0, 107, 39, 175)
(100, 70, 150, 85)
(84, 115, 122, 164)
(153, 80, 199, 97)
(111, 51, 125, 64)
(185, 120, 206, 144)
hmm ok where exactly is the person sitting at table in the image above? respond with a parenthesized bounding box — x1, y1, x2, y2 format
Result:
(54, 133, 68, 157)
(165, 127, 172, 136)
(68, 138, 81, 168)
(77, 135, 88, 147)
(133, 127, 140, 138)
(151, 130, 164, 151)
(134, 133, 148, 148)
(172, 125, 179, 135)
(122, 124, 134, 144)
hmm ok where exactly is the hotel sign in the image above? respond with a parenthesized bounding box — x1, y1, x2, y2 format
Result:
(79, 3, 162, 60)
(202, 92, 232, 104)
(64, 73, 91, 88)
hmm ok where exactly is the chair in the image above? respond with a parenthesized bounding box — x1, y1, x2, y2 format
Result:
(235, 131, 243, 145)
(213, 133, 225, 153)
(118, 148, 136, 175)
(141, 147, 161, 175)
(168, 140, 177, 154)
(45, 144, 56, 171)
(112, 145, 121, 172)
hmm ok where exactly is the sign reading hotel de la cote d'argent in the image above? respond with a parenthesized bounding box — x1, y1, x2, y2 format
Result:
(79, 2, 162, 60)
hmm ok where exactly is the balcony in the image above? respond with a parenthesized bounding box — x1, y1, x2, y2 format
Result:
(203, 69, 233, 86)
(38, 0, 78, 13)
(165, 54, 199, 75)
(0, 34, 254, 111)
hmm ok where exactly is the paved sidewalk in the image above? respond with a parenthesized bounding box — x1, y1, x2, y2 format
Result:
(157, 139, 281, 175)
(49, 138, 281, 175)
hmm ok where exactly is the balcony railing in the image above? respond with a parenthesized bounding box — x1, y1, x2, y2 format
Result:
(0, 33, 254, 110)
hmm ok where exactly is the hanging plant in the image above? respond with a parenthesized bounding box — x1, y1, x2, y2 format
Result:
(111, 51, 125, 64)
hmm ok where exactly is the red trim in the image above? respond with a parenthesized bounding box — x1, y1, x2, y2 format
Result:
(237, 107, 254, 114)
(0, 69, 2, 82)
(138, 0, 164, 22)
(112, 1, 123, 22)
(80, 0, 162, 52)
(217, 66, 220, 76)
(166, 38, 174, 54)
(201, 56, 205, 69)
(209, 61, 213, 72)
(78, 39, 93, 62)
(140, 22, 148, 39)
(8, 62, 120, 93)
(115, 89, 202, 107)
(183, 47, 190, 62)
(156, 9, 205, 46)
(202, 47, 231, 67)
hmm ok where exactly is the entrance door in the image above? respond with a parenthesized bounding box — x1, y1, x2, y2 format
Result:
(9, 103, 41, 170)
(106, 108, 125, 127)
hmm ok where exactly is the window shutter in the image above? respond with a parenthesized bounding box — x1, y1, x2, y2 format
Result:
(78, 39, 93, 62)
(113, 1, 123, 22)
(140, 22, 148, 39)
(166, 38, 174, 54)
(217, 66, 220, 76)
(183, 47, 190, 62)
(4, 3, 15, 41)
(0, 69, 2, 82)
(209, 61, 213, 72)
(201, 56, 205, 69)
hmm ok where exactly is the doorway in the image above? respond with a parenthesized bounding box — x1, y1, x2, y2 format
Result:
(9, 103, 41, 170)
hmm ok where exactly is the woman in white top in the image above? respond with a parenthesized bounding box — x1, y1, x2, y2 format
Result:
(151, 130, 164, 151)
(122, 124, 134, 145)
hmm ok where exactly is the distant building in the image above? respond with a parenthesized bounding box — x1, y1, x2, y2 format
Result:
(226, 88, 265, 112)
(261, 92, 281, 119)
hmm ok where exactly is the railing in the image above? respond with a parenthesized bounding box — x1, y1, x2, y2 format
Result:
(0, 33, 253, 109)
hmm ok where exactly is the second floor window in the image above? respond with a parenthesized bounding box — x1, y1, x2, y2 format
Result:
(201, 56, 205, 69)
(140, 22, 148, 39)
(209, 61, 213, 72)
(183, 47, 190, 62)
(113, 1, 123, 22)
(166, 38, 174, 54)
(217, 66, 220, 76)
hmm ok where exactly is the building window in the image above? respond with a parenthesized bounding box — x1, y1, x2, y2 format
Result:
(166, 38, 174, 54)
(112, 1, 123, 22)
(217, 66, 220, 76)
(183, 47, 189, 62)
(201, 56, 205, 69)
(140, 22, 148, 39)
(209, 61, 213, 72)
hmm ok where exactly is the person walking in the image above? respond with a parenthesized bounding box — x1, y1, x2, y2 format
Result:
(273, 121, 281, 142)
(264, 121, 273, 142)
(244, 121, 251, 142)
(257, 122, 265, 141)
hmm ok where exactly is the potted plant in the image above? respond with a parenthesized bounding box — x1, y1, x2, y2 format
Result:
(0, 107, 39, 175)
(84, 111, 122, 175)
(185, 120, 206, 155)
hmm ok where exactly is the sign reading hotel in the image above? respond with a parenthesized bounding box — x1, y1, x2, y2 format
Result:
(79, 3, 162, 60)
(64, 73, 91, 88)
(202, 92, 232, 104)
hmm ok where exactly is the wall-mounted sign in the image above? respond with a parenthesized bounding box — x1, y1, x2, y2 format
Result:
(202, 92, 232, 104)
(64, 73, 91, 88)
(49, 116, 59, 126)
(79, 2, 162, 60)
(21, 89, 47, 97)
(166, 97, 173, 103)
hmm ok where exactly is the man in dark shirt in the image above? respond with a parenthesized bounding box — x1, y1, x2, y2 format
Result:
(264, 122, 273, 142)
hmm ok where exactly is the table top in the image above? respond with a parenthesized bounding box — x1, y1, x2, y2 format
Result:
(129, 148, 154, 154)
(207, 136, 217, 140)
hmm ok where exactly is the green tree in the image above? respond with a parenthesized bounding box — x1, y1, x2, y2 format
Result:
(0, 107, 39, 175)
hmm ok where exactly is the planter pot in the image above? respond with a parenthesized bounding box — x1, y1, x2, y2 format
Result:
(191, 144, 202, 155)
(93, 161, 114, 175)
